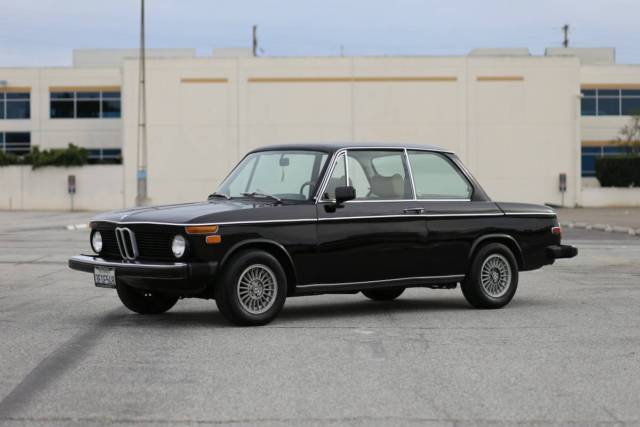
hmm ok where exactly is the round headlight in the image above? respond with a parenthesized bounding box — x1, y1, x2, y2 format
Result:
(171, 235, 186, 258)
(91, 231, 103, 254)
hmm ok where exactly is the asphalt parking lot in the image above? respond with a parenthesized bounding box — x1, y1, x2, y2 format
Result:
(0, 212, 639, 426)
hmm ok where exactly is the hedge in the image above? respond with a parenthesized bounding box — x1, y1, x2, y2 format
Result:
(595, 156, 640, 187)
(0, 144, 88, 169)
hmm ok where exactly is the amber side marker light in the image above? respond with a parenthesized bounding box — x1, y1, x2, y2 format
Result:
(206, 235, 222, 245)
(185, 225, 219, 234)
(551, 226, 562, 235)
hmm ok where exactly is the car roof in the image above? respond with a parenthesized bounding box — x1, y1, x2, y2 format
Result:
(248, 142, 454, 155)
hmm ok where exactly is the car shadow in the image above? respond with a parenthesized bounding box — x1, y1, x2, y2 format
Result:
(102, 295, 549, 328)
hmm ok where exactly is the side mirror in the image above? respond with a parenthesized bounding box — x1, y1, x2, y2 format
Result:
(335, 186, 356, 205)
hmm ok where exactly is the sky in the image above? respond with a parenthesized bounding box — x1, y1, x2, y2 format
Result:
(1, 0, 639, 67)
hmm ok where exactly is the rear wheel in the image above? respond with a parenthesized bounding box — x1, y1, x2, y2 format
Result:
(116, 281, 179, 314)
(461, 243, 518, 309)
(362, 287, 405, 301)
(215, 250, 287, 326)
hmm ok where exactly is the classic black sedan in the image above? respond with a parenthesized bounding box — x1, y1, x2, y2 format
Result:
(69, 143, 577, 325)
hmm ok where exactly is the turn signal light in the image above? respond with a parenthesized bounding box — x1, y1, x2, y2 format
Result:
(551, 226, 562, 235)
(206, 235, 222, 245)
(185, 224, 219, 234)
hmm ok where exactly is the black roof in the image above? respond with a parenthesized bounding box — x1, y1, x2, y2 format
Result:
(249, 142, 453, 154)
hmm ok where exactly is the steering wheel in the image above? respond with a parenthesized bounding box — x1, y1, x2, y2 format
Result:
(299, 181, 313, 197)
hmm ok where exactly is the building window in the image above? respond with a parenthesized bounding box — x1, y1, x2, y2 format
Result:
(50, 90, 121, 119)
(0, 132, 31, 155)
(0, 92, 31, 119)
(87, 148, 122, 164)
(581, 146, 626, 177)
(581, 88, 640, 116)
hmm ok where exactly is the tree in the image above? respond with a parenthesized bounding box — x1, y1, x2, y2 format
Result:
(614, 114, 640, 154)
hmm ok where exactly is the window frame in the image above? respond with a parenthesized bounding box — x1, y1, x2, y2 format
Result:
(49, 90, 121, 119)
(0, 131, 31, 155)
(316, 147, 475, 203)
(0, 91, 31, 120)
(581, 88, 640, 117)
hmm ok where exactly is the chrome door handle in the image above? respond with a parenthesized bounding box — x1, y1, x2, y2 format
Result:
(403, 207, 424, 214)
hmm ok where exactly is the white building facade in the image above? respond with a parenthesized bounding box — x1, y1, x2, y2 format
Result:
(1, 47, 639, 210)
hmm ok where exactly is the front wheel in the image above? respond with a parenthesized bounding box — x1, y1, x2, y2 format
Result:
(215, 250, 287, 326)
(461, 243, 518, 309)
(116, 281, 179, 314)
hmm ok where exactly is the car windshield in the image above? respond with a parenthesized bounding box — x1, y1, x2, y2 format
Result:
(217, 150, 329, 201)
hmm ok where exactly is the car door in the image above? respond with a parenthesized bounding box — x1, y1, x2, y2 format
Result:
(313, 149, 430, 286)
(405, 150, 503, 276)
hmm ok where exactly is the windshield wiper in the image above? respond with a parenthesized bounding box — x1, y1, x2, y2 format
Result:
(208, 192, 231, 200)
(242, 192, 282, 204)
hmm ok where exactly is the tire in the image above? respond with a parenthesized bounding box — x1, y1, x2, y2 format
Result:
(116, 281, 179, 314)
(215, 250, 287, 326)
(362, 287, 405, 301)
(461, 243, 519, 309)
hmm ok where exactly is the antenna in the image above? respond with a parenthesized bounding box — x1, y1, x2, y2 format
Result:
(252, 25, 258, 57)
(562, 24, 570, 48)
(136, 0, 148, 206)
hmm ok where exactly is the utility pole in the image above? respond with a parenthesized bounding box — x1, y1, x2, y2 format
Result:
(136, 0, 148, 206)
(252, 25, 258, 57)
(562, 24, 570, 48)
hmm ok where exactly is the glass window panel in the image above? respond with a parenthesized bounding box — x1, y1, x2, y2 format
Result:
(6, 92, 29, 100)
(0, 102, 4, 119)
(5, 132, 30, 143)
(101, 100, 121, 118)
(76, 100, 100, 118)
(597, 97, 620, 115)
(76, 92, 100, 99)
(621, 89, 640, 97)
(621, 98, 640, 116)
(102, 91, 120, 99)
(0, 93, 5, 100)
(347, 150, 411, 200)
(323, 153, 347, 200)
(408, 151, 472, 199)
(603, 146, 626, 154)
(581, 147, 601, 154)
(598, 89, 620, 97)
(50, 92, 74, 99)
(581, 89, 596, 97)
(581, 154, 596, 177)
(50, 100, 75, 118)
(4, 132, 31, 155)
(6, 101, 30, 119)
(581, 98, 596, 116)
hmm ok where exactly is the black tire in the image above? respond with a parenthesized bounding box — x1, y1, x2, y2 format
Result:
(116, 281, 179, 314)
(362, 287, 405, 301)
(215, 250, 287, 326)
(461, 243, 519, 309)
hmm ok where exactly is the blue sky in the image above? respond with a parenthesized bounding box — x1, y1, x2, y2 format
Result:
(1, 0, 639, 66)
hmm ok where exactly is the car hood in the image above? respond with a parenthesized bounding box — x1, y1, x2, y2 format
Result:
(91, 199, 274, 225)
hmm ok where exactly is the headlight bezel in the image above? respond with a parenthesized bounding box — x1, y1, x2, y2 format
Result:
(171, 234, 187, 258)
(90, 230, 103, 254)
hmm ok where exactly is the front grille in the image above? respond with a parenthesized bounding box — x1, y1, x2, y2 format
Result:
(98, 227, 174, 261)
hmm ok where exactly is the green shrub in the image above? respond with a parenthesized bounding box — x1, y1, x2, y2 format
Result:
(595, 156, 640, 187)
(0, 144, 89, 169)
(0, 150, 20, 166)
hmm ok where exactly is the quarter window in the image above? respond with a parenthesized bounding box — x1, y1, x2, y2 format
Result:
(407, 151, 472, 199)
(349, 150, 412, 200)
(0, 92, 30, 119)
(50, 90, 121, 119)
(0, 132, 31, 155)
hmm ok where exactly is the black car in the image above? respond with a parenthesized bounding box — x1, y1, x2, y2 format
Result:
(69, 143, 577, 325)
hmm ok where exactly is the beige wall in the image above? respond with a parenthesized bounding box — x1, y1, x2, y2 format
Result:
(0, 165, 124, 210)
(122, 55, 581, 207)
(0, 67, 121, 150)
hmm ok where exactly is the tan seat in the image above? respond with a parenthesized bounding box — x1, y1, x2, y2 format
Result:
(370, 173, 404, 199)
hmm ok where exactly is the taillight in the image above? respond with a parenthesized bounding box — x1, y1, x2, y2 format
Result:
(551, 226, 562, 235)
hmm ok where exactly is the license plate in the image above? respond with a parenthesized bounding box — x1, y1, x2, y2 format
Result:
(94, 266, 116, 288)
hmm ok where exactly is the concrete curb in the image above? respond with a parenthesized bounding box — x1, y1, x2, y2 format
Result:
(561, 221, 640, 236)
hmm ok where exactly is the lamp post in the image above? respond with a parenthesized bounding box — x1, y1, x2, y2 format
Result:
(136, 0, 148, 206)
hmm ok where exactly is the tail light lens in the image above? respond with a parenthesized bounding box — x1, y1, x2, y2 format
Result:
(551, 226, 562, 235)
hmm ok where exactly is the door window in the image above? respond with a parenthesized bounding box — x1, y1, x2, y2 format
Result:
(407, 151, 472, 199)
(348, 150, 412, 200)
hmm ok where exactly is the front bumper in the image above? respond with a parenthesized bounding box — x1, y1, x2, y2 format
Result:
(68, 255, 218, 293)
(546, 244, 578, 260)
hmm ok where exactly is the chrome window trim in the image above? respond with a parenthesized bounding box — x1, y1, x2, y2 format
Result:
(404, 148, 417, 200)
(504, 212, 556, 217)
(297, 274, 465, 289)
(313, 146, 456, 203)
